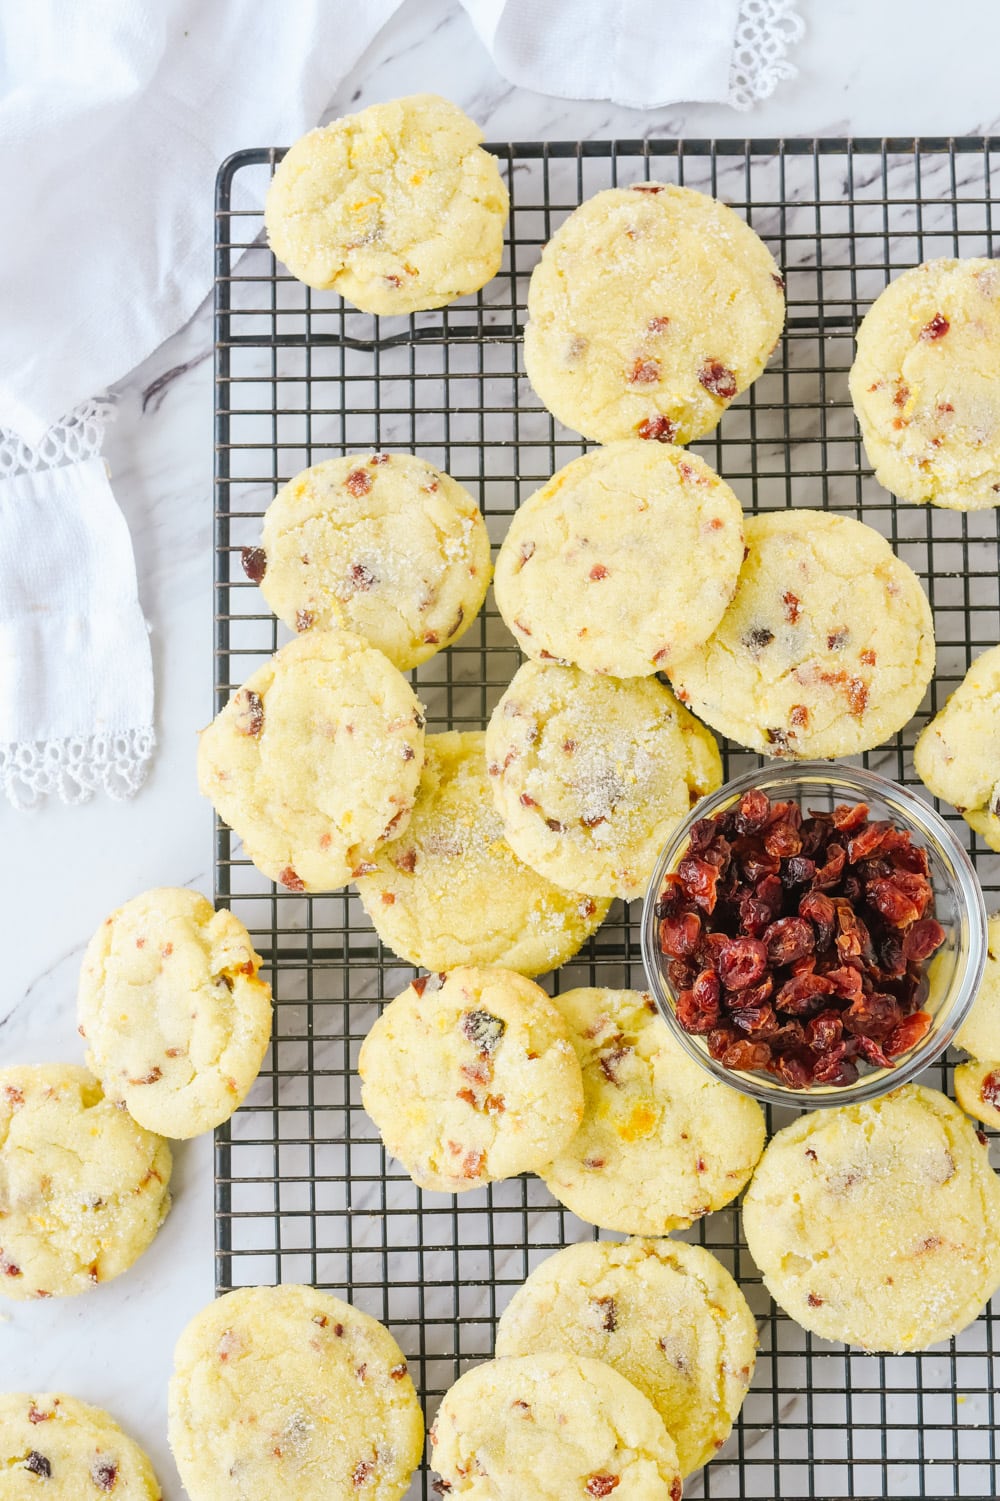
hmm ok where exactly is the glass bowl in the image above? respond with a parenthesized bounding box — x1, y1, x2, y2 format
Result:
(640, 761, 987, 1108)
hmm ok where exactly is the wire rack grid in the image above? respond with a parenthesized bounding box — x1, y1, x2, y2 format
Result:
(213, 136, 1000, 1499)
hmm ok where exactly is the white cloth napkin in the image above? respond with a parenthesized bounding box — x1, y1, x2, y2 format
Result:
(0, 0, 803, 808)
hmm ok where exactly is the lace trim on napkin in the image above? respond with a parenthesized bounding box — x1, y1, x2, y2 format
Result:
(729, 0, 805, 110)
(0, 396, 156, 811)
(0, 728, 155, 811)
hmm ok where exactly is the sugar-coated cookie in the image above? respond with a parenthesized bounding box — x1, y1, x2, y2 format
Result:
(954, 1058, 1000, 1130)
(486, 662, 721, 900)
(742, 1084, 1000, 1351)
(353, 732, 610, 976)
(168, 1284, 424, 1501)
(495, 1237, 756, 1476)
(524, 183, 784, 446)
(849, 259, 1000, 510)
(253, 452, 491, 671)
(667, 509, 935, 758)
(197, 629, 425, 892)
(430, 1352, 682, 1501)
(359, 967, 584, 1193)
(0, 1065, 171, 1300)
(955, 912, 1000, 1060)
(0, 1392, 161, 1498)
(78, 887, 272, 1139)
(914, 643, 1000, 851)
(493, 441, 745, 676)
(538, 989, 766, 1235)
(265, 94, 508, 314)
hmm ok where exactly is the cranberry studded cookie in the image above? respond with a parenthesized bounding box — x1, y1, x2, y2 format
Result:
(493, 441, 745, 676)
(251, 452, 491, 671)
(486, 662, 721, 900)
(359, 967, 584, 1193)
(431, 1352, 682, 1501)
(915, 643, 1000, 851)
(353, 732, 610, 976)
(0, 1065, 171, 1300)
(743, 1084, 1000, 1351)
(197, 630, 425, 892)
(495, 1238, 757, 1477)
(538, 989, 765, 1235)
(168, 1285, 424, 1501)
(265, 94, 508, 314)
(667, 509, 935, 759)
(0, 1392, 161, 1498)
(524, 182, 784, 446)
(849, 259, 1000, 510)
(78, 888, 272, 1139)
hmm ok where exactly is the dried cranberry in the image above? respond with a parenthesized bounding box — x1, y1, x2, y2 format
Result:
(812, 1046, 859, 1085)
(731, 1003, 777, 1036)
(763, 916, 815, 966)
(461, 1010, 506, 1055)
(346, 468, 373, 496)
(981, 1070, 1000, 1110)
(677, 856, 721, 913)
(886, 1010, 932, 1057)
(736, 788, 771, 834)
(676, 989, 717, 1034)
(764, 820, 802, 859)
(805, 1010, 843, 1052)
(668, 959, 698, 991)
(799, 891, 836, 949)
(717, 938, 767, 991)
(902, 918, 945, 962)
(919, 313, 950, 341)
(629, 357, 660, 384)
(24, 1453, 51, 1478)
(698, 361, 738, 400)
(831, 803, 869, 832)
(586, 1477, 620, 1497)
(738, 895, 774, 938)
(775, 973, 837, 1015)
(659, 910, 701, 957)
(234, 688, 264, 738)
(775, 1053, 812, 1089)
(636, 414, 677, 442)
(856, 1035, 892, 1068)
(92, 1461, 119, 1491)
(722, 1039, 771, 1071)
(867, 879, 922, 928)
(812, 844, 846, 889)
(241, 545, 267, 583)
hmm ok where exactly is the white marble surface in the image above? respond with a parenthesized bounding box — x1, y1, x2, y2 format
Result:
(6, 0, 1000, 1493)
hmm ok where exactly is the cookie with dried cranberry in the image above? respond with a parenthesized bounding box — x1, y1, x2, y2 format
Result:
(264, 94, 508, 314)
(495, 1237, 757, 1476)
(486, 661, 721, 900)
(524, 182, 784, 446)
(915, 644, 1000, 852)
(168, 1284, 423, 1501)
(0, 1065, 171, 1300)
(431, 1352, 682, 1501)
(197, 629, 425, 892)
(253, 452, 491, 670)
(353, 731, 610, 976)
(78, 887, 272, 1139)
(743, 1084, 1000, 1351)
(359, 967, 584, 1193)
(493, 441, 745, 676)
(537, 988, 765, 1235)
(954, 912, 1000, 1061)
(667, 509, 935, 759)
(849, 259, 1000, 510)
(0, 1392, 161, 1498)
(954, 1059, 1000, 1130)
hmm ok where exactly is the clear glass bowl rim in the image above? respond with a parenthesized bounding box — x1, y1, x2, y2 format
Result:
(640, 760, 988, 1109)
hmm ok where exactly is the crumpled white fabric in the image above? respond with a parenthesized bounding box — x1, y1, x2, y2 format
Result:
(0, 0, 803, 807)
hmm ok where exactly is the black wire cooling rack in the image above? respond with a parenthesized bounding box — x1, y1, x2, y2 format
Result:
(213, 137, 1000, 1499)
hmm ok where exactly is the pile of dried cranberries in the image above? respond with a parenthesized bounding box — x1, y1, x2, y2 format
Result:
(655, 788, 946, 1088)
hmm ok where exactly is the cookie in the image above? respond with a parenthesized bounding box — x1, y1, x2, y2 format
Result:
(954, 1059, 1000, 1130)
(667, 509, 935, 758)
(493, 441, 745, 676)
(955, 912, 1000, 1060)
(430, 1352, 682, 1501)
(359, 967, 584, 1193)
(0, 1065, 171, 1300)
(538, 988, 766, 1235)
(486, 662, 722, 900)
(197, 629, 425, 892)
(494, 1238, 757, 1476)
(264, 94, 508, 314)
(914, 643, 1000, 851)
(849, 259, 1000, 510)
(524, 182, 784, 446)
(742, 1083, 1000, 1351)
(253, 452, 492, 671)
(168, 1284, 424, 1501)
(78, 887, 272, 1139)
(353, 731, 610, 976)
(0, 1392, 161, 1498)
